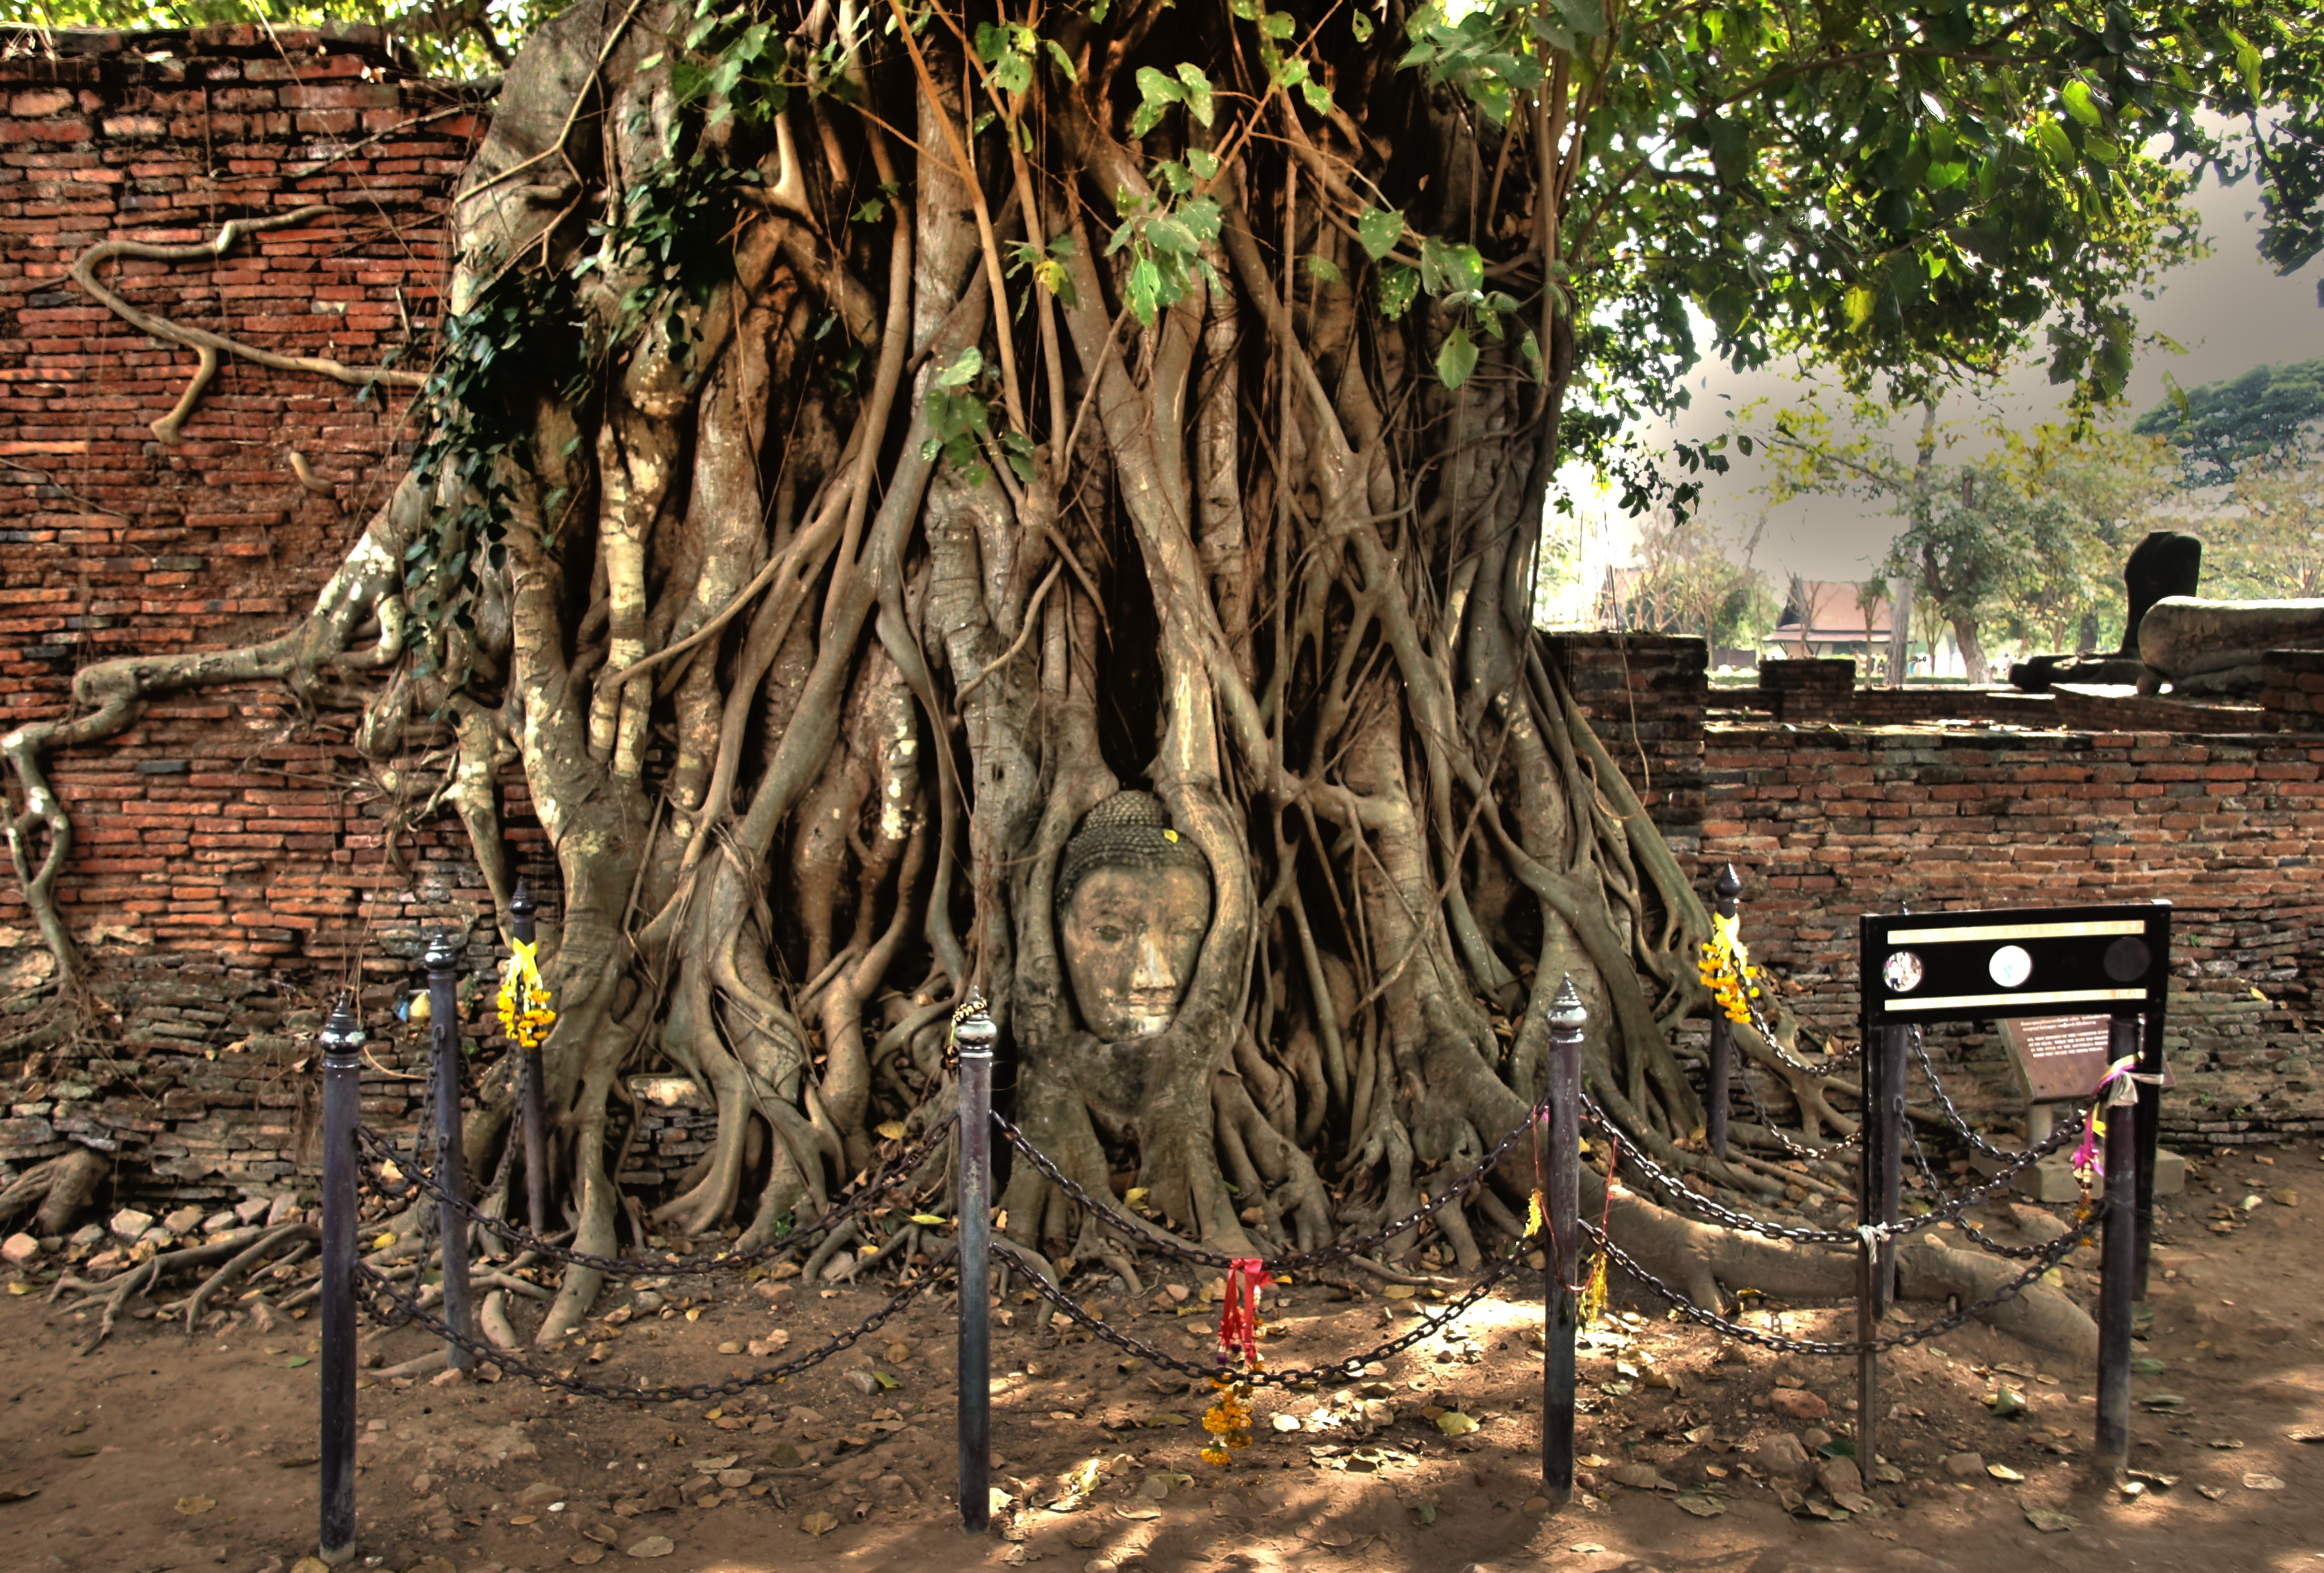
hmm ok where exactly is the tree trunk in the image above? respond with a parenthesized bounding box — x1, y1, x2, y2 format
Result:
(2, 0, 2015, 1334)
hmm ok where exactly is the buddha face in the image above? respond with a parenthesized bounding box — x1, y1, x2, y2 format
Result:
(1060, 863, 1211, 1040)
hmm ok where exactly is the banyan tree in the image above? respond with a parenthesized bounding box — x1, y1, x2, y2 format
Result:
(8, 0, 2320, 1345)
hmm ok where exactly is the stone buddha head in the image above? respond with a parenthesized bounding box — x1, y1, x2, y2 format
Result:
(1056, 791, 1213, 1040)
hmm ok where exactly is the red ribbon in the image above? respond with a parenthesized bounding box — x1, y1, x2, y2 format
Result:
(1217, 1256, 1274, 1365)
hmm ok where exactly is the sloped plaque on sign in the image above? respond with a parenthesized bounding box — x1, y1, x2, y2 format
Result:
(2000, 1016, 2173, 1104)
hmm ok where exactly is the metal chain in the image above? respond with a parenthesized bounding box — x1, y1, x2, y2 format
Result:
(1900, 1103, 2059, 1261)
(1731, 1055, 1862, 1160)
(351, 1111, 958, 1280)
(988, 1238, 1523, 1390)
(1910, 1026, 2045, 1163)
(352, 1259, 919, 1403)
(994, 1092, 1549, 1276)
(1585, 1205, 2100, 1356)
(1588, 1094, 2090, 1249)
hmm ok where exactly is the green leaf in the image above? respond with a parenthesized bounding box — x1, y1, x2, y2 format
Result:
(1518, 329, 1543, 381)
(2034, 115, 2077, 165)
(1357, 206, 1405, 260)
(1418, 235, 1483, 295)
(973, 21, 1011, 62)
(1436, 325, 1478, 390)
(1377, 264, 1419, 319)
(936, 346, 984, 388)
(991, 52, 1032, 94)
(2227, 26, 2263, 98)
(1350, 8, 1372, 40)
(2061, 79, 2102, 128)
(1186, 147, 1220, 180)
(1842, 284, 1876, 330)
(1043, 39, 1078, 81)
(1262, 11, 1295, 38)
(1175, 63, 1216, 126)
(1306, 254, 1343, 284)
(1550, 0, 1606, 39)
(1300, 78, 1334, 115)
(1125, 255, 1164, 323)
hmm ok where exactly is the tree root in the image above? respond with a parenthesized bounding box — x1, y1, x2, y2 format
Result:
(178, 1222, 315, 1334)
(66, 206, 424, 445)
(481, 1290, 522, 1349)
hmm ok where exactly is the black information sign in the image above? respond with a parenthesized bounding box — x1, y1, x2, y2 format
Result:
(1858, 902, 2173, 1031)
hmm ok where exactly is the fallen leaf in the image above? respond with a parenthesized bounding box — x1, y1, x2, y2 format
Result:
(290, 1560, 329, 1573)
(583, 1526, 620, 1545)
(1434, 1412, 1478, 1437)
(2198, 1485, 2226, 1501)
(799, 1510, 839, 1536)
(2290, 1428, 2324, 1444)
(2139, 1394, 2187, 1412)
(1987, 1463, 2025, 1482)
(570, 1552, 605, 1567)
(1610, 1463, 1675, 1490)
(2242, 1473, 2286, 1491)
(1272, 1413, 1302, 1432)
(174, 1495, 216, 1515)
(282, 1355, 310, 1369)
(2131, 1356, 2166, 1376)
(1570, 1545, 1608, 1555)
(1384, 1285, 1416, 1301)
(2207, 1438, 2245, 1450)
(876, 1121, 906, 1141)
(1115, 1504, 1161, 1520)
(2025, 1507, 2079, 1533)
(0, 1488, 39, 1504)
(1409, 1498, 1438, 1525)
(1986, 1387, 2025, 1418)
(1675, 1494, 1725, 1517)
(1831, 1489, 1879, 1515)
(61, 1445, 97, 1459)
(1801, 1498, 1849, 1522)
(626, 1535, 675, 1558)
(909, 1214, 947, 1226)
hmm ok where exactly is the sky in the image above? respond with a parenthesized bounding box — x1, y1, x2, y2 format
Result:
(1566, 162, 2324, 595)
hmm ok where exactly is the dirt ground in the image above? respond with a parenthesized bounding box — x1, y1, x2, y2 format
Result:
(4, 1138, 2322, 1573)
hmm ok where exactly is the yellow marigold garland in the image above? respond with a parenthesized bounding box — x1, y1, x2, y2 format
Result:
(1199, 1368, 1257, 1467)
(1527, 1187, 1609, 1332)
(1698, 911, 1765, 1026)
(496, 937, 557, 1050)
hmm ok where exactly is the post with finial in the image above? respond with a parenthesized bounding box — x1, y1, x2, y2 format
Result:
(317, 997, 365, 1564)
(953, 992, 997, 1535)
(1706, 865, 1741, 1160)
(2094, 1010, 2145, 1478)
(509, 881, 549, 1239)
(425, 933, 475, 1371)
(1542, 975, 1586, 1508)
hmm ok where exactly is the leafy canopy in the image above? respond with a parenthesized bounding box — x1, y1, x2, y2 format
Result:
(2133, 356, 2324, 482)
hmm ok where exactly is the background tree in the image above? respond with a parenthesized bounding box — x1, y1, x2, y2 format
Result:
(2134, 356, 2324, 484)
(1614, 514, 1774, 650)
(1756, 395, 2171, 680)
(8, 0, 2321, 1339)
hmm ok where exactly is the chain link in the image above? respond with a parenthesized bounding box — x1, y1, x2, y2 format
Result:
(1585, 1205, 2100, 1356)
(352, 1112, 958, 1280)
(1590, 1094, 2090, 1249)
(1731, 1055, 1862, 1160)
(989, 1239, 1523, 1390)
(352, 1259, 919, 1403)
(994, 1094, 1548, 1276)
(1910, 1026, 2043, 1164)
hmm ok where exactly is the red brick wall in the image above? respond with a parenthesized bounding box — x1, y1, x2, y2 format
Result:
(0, 28, 513, 1212)
(1698, 723, 2324, 1143)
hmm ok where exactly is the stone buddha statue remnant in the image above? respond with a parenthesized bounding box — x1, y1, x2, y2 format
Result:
(1055, 791, 1213, 1041)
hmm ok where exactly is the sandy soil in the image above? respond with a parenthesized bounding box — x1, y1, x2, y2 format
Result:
(4, 1138, 2321, 1573)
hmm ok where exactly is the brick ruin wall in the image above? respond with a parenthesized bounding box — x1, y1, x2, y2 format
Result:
(0, 28, 577, 1223)
(0, 38, 2313, 1234)
(1549, 639, 2324, 1148)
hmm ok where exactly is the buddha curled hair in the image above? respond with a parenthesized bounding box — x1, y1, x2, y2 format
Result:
(1056, 791, 1212, 912)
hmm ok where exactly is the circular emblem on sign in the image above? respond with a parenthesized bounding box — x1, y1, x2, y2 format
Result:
(1988, 944, 2033, 989)
(2103, 936, 2151, 984)
(1883, 951, 1924, 994)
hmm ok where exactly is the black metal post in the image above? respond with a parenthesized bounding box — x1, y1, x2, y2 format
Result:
(1706, 866, 1740, 1160)
(955, 996, 995, 1535)
(318, 998, 364, 1565)
(425, 934, 474, 1371)
(1542, 977, 1584, 1508)
(1875, 1025, 1908, 1312)
(2133, 903, 2173, 1297)
(509, 882, 549, 1240)
(2095, 1012, 2142, 1478)
(1855, 1015, 1887, 1471)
